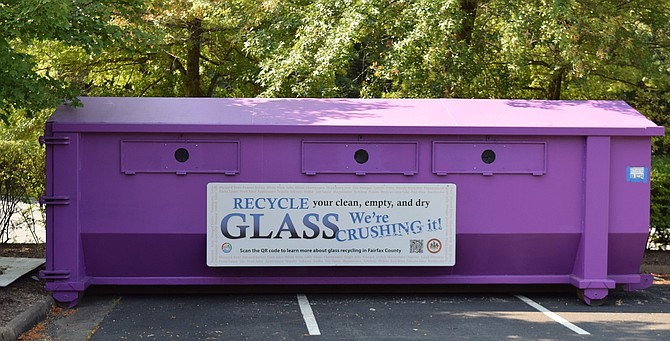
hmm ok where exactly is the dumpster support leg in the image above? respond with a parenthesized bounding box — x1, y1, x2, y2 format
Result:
(40, 132, 88, 307)
(571, 136, 615, 304)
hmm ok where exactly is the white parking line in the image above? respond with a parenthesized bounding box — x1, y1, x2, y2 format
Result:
(297, 294, 321, 336)
(515, 294, 590, 335)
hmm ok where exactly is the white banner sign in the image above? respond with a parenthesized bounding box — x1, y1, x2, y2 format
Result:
(207, 183, 456, 267)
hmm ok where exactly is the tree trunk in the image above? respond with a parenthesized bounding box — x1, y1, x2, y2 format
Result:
(185, 18, 204, 97)
(457, 0, 478, 44)
(546, 68, 564, 100)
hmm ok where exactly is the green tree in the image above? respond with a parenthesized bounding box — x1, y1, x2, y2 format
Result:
(8, 1, 670, 114)
(254, 0, 670, 101)
(43, 0, 287, 98)
(489, 0, 670, 100)
(0, 0, 145, 122)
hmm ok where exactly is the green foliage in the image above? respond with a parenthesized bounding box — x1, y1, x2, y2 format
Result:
(0, 38, 77, 123)
(42, 0, 275, 98)
(651, 156, 670, 249)
(0, 139, 44, 243)
(0, 106, 47, 243)
(248, 0, 670, 103)
(625, 90, 670, 155)
(0, 110, 46, 201)
(0, 109, 50, 141)
(0, 0, 146, 121)
(0, 140, 44, 200)
(12, 0, 670, 108)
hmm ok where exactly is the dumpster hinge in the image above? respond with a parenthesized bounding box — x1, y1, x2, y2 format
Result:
(40, 270, 71, 280)
(39, 196, 70, 205)
(39, 136, 70, 146)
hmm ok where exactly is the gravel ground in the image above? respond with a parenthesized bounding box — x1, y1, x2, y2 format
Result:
(0, 244, 47, 326)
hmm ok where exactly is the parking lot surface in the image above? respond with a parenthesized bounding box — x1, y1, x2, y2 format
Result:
(34, 282, 669, 341)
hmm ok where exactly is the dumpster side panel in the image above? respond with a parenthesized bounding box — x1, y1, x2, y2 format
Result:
(76, 133, 588, 279)
(608, 136, 653, 276)
(609, 137, 653, 234)
(452, 136, 583, 234)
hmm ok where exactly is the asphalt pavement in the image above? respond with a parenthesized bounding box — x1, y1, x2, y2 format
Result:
(19, 282, 670, 340)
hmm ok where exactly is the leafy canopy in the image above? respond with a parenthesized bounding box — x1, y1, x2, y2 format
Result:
(0, 0, 145, 122)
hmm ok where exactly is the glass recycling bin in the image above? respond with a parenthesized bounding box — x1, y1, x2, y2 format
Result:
(40, 97, 664, 306)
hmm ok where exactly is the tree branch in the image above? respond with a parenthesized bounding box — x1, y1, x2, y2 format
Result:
(616, 0, 635, 9)
(592, 72, 644, 89)
(140, 75, 166, 96)
(527, 60, 551, 68)
(164, 51, 186, 76)
(199, 52, 223, 66)
(206, 72, 224, 97)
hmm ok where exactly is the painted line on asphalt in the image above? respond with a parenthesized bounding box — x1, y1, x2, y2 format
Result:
(515, 294, 590, 335)
(297, 294, 321, 336)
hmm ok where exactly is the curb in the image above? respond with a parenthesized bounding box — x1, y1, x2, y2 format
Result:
(0, 296, 53, 341)
(642, 264, 670, 275)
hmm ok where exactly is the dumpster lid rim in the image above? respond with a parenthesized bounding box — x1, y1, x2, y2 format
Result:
(47, 97, 664, 136)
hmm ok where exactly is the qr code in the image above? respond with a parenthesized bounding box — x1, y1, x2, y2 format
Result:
(410, 239, 423, 253)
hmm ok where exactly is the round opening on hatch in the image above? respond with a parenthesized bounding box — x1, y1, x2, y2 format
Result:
(354, 149, 369, 164)
(175, 148, 190, 163)
(481, 149, 496, 164)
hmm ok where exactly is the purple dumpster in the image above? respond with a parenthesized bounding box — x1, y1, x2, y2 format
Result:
(41, 97, 664, 307)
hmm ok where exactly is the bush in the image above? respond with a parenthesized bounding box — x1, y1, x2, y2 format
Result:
(650, 156, 670, 250)
(0, 140, 44, 243)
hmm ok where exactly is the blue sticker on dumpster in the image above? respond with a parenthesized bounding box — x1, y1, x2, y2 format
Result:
(626, 166, 648, 183)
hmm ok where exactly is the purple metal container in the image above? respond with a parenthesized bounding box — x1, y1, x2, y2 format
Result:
(41, 97, 664, 307)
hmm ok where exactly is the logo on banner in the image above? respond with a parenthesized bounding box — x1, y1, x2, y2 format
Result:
(427, 239, 442, 254)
